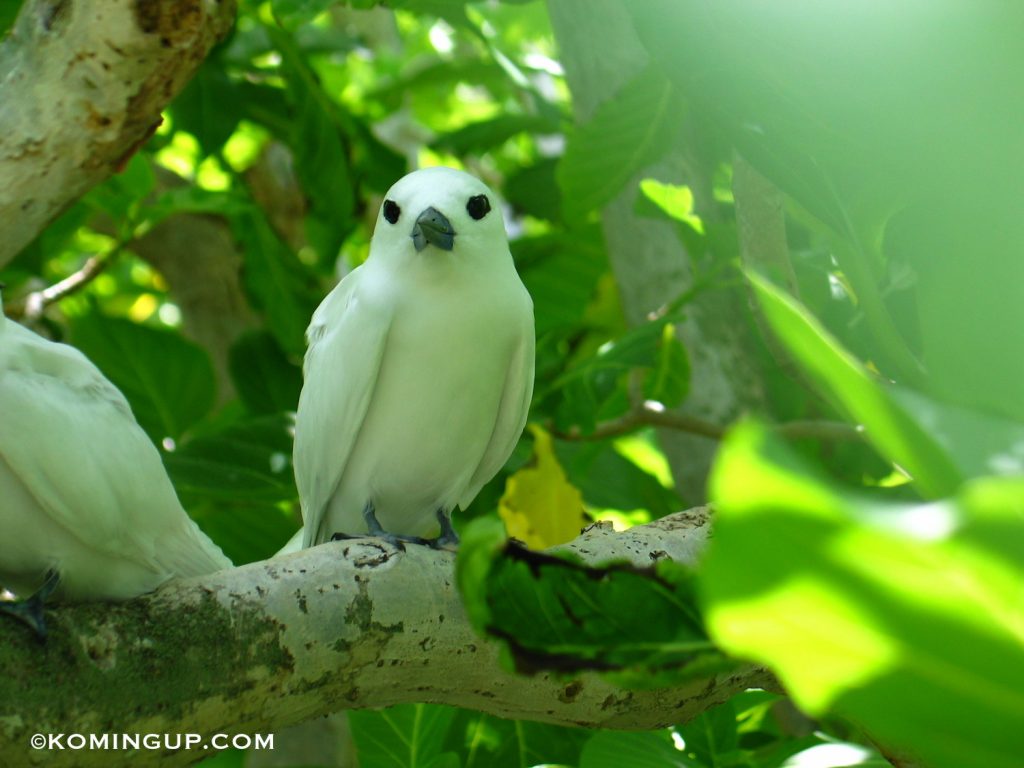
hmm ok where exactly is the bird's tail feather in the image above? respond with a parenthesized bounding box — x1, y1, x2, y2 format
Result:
(156, 520, 233, 578)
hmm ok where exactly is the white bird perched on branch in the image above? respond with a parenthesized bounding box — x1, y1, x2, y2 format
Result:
(294, 167, 535, 548)
(0, 289, 232, 637)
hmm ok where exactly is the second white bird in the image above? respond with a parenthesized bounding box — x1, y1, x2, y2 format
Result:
(0, 291, 232, 626)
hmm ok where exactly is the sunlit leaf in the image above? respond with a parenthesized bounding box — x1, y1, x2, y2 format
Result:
(499, 425, 587, 548)
(704, 420, 1024, 768)
(747, 270, 961, 497)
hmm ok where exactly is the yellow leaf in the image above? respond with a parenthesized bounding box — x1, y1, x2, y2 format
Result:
(498, 425, 588, 548)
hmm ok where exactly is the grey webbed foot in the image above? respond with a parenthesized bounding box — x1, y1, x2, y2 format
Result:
(329, 502, 429, 551)
(426, 508, 459, 550)
(0, 569, 59, 641)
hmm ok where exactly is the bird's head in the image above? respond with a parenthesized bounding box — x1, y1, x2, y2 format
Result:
(368, 167, 509, 265)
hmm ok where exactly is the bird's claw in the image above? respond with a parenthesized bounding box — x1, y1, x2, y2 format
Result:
(428, 508, 460, 551)
(330, 530, 430, 552)
(0, 569, 59, 641)
(328, 503, 458, 552)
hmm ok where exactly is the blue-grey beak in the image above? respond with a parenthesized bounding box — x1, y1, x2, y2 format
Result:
(411, 207, 455, 252)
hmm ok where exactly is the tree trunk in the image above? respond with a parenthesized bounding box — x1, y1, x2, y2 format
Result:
(547, 0, 766, 504)
(0, 0, 236, 268)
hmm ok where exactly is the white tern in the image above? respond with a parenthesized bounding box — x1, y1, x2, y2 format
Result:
(294, 166, 535, 547)
(0, 290, 232, 636)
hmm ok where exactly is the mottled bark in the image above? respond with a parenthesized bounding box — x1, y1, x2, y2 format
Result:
(0, 0, 237, 268)
(0, 509, 770, 767)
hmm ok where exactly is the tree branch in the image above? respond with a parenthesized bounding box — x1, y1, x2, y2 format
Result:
(5, 248, 119, 321)
(0, 509, 772, 767)
(0, 0, 237, 269)
(551, 401, 863, 443)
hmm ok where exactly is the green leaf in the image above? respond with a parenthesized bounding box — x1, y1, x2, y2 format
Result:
(369, 59, 509, 107)
(385, 0, 470, 27)
(266, 24, 356, 261)
(514, 229, 606, 334)
(169, 58, 242, 155)
(140, 187, 252, 231)
(637, 179, 704, 234)
(747, 270, 961, 497)
(676, 700, 740, 767)
(8, 199, 92, 274)
(0, 0, 20, 38)
(445, 711, 589, 768)
(192, 501, 298, 566)
(233, 208, 320, 356)
(348, 115, 408, 194)
(580, 730, 694, 768)
(505, 158, 563, 222)
(631, 1, 1024, 229)
(70, 313, 216, 442)
(558, 65, 685, 220)
(229, 331, 303, 415)
(704, 420, 1024, 768)
(164, 415, 296, 504)
(349, 704, 459, 768)
(165, 414, 297, 564)
(643, 323, 690, 407)
(271, 0, 337, 28)
(555, 313, 690, 433)
(555, 440, 681, 520)
(456, 517, 726, 686)
(432, 113, 562, 154)
(82, 154, 156, 233)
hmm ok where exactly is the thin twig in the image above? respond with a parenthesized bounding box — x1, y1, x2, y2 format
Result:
(551, 401, 862, 443)
(7, 249, 119, 321)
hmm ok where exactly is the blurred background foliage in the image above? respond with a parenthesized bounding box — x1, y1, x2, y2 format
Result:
(2, 0, 1023, 766)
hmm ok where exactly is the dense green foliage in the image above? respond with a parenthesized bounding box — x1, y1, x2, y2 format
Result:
(3, 1, 1022, 766)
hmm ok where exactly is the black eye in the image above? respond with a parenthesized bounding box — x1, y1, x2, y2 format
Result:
(466, 194, 491, 221)
(383, 199, 401, 224)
